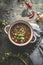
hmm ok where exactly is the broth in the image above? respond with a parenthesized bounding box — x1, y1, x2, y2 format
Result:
(10, 23, 31, 44)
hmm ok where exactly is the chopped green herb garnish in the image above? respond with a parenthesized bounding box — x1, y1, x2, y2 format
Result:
(14, 29, 25, 41)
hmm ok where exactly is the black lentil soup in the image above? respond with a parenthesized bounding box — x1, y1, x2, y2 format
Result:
(10, 23, 31, 44)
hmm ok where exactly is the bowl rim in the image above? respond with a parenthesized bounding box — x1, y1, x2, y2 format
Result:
(8, 20, 33, 46)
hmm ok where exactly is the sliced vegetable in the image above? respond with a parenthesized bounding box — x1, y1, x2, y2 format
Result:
(14, 33, 18, 37)
(29, 10, 35, 18)
(14, 29, 25, 41)
(26, 2, 32, 9)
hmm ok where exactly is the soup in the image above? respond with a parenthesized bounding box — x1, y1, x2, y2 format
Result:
(10, 23, 31, 44)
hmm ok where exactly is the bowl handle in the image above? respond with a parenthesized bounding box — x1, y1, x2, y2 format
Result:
(30, 34, 37, 43)
(4, 25, 10, 34)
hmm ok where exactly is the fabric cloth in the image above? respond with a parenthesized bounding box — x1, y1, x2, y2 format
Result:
(29, 22, 43, 65)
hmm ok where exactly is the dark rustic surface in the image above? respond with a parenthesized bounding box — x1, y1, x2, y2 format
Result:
(0, 0, 43, 65)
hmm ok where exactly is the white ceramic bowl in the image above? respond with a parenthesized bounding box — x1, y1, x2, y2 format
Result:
(4, 20, 36, 46)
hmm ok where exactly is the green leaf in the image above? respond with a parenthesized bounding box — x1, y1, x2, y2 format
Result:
(5, 52, 11, 57)
(2, 57, 5, 61)
(19, 56, 28, 65)
(0, 29, 2, 33)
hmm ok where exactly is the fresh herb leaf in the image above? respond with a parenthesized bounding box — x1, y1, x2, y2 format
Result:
(1, 52, 28, 65)
(0, 29, 2, 33)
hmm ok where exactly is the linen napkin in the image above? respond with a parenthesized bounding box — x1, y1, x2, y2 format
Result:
(30, 23, 43, 65)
